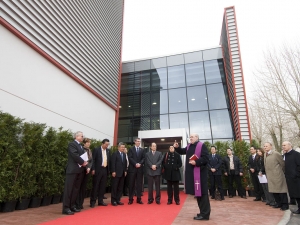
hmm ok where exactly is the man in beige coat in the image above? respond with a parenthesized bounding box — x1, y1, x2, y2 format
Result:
(264, 142, 289, 211)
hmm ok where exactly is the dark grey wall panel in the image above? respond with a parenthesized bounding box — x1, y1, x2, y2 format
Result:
(0, 0, 124, 108)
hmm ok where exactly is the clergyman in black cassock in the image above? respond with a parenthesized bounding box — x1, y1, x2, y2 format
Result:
(174, 133, 211, 221)
(282, 141, 300, 214)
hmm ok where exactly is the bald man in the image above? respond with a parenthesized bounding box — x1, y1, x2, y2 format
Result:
(282, 141, 300, 214)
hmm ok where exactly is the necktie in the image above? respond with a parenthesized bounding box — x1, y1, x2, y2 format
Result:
(103, 149, 107, 167)
(152, 151, 155, 155)
(136, 147, 139, 155)
(212, 154, 215, 159)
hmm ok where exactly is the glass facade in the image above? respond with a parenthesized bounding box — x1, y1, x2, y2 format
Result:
(119, 48, 234, 144)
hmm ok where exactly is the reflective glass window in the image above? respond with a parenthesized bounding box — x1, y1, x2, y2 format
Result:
(151, 68, 168, 90)
(168, 88, 187, 113)
(189, 111, 211, 139)
(151, 90, 168, 114)
(151, 114, 169, 130)
(119, 96, 134, 117)
(169, 113, 189, 131)
(118, 119, 132, 138)
(206, 83, 227, 110)
(140, 71, 151, 92)
(140, 92, 151, 116)
(210, 109, 233, 139)
(204, 60, 224, 84)
(168, 65, 186, 89)
(187, 86, 208, 111)
(185, 63, 205, 86)
(120, 73, 134, 95)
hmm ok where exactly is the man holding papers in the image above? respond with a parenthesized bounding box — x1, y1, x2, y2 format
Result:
(62, 131, 88, 215)
(174, 133, 210, 221)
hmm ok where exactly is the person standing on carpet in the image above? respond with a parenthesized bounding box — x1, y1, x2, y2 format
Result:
(90, 139, 110, 207)
(128, 138, 145, 205)
(76, 138, 93, 209)
(62, 131, 88, 215)
(146, 142, 163, 204)
(162, 145, 182, 205)
(110, 142, 128, 206)
(174, 133, 210, 221)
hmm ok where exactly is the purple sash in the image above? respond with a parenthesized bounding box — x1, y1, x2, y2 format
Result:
(187, 142, 203, 197)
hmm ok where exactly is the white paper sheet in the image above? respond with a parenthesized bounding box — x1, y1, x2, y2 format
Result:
(78, 152, 88, 167)
(258, 175, 268, 183)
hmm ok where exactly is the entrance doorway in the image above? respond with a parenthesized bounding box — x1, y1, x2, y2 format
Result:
(138, 129, 188, 188)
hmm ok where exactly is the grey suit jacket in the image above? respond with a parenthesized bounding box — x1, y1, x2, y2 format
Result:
(146, 151, 163, 176)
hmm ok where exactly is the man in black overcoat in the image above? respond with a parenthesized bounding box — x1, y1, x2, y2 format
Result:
(62, 131, 88, 215)
(282, 141, 300, 214)
(110, 142, 128, 206)
(248, 146, 265, 201)
(127, 138, 145, 204)
(174, 133, 210, 221)
(207, 146, 224, 200)
(90, 139, 110, 207)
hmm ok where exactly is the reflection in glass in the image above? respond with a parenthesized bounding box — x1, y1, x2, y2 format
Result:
(187, 86, 208, 111)
(118, 119, 132, 138)
(210, 109, 233, 139)
(168, 65, 186, 89)
(204, 60, 224, 84)
(169, 113, 188, 131)
(168, 88, 187, 113)
(140, 71, 151, 92)
(120, 73, 134, 95)
(119, 96, 134, 117)
(207, 83, 227, 110)
(151, 114, 169, 130)
(185, 63, 205, 86)
(189, 111, 211, 139)
(152, 90, 168, 114)
(140, 92, 151, 116)
(151, 68, 168, 90)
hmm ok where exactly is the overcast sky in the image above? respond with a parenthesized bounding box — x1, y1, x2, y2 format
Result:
(122, 0, 300, 98)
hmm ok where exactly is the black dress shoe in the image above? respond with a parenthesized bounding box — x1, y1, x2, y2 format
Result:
(62, 209, 74, 215)
(229, 195, 233, 198)
(266, 203, 270, 205)
(194, 215, 209, 220)
(156, 201, 160, 205)
(117, 201, 124, 205)
(167, 201, 172, 205)
(253, 199, 260, 201)
(147, 200, 153, 204)
(70, 207, 81, 212)
(137, 200, 144, 204)
(211, 196, 215, 199)
(280, 207, 289, 211)
(98, 202, 108, 206)
(269, 203, 276, 206)
(292, 209, 300, 214)
(221, 197, 225, 200)
(103, 196, 107, 199)
(241, 196, 247, 199)
(112, 202, 118, 206)
(273, 205, 281, 208)
(128, 200, 133, 205)
(289, 202, 296, 205)
(123, 193, 129, 196)
(262, 199, 266, 202)
(90, 203, 95, 208)
(175, 201, 180, 205)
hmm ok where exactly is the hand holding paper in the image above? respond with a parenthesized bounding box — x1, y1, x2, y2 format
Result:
(78, 152, 88, 167)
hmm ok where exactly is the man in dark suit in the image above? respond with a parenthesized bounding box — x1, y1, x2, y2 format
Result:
(223, 148, 246, 199)
(90, 139, 110, 207)
(128, 138, 145, 204)
(248, 146, 265, 201)
(146, 142, 163, 204)
(207, 146, 224, 200)
(62, 131, 88, 215)
(110, 142, 128, 206)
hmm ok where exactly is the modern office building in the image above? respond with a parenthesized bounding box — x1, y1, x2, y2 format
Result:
(118, 6, 251, 149)
(0, 0, 124, 143)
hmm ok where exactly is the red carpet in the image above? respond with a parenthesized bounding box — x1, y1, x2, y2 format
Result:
(40, 191, 187, 225)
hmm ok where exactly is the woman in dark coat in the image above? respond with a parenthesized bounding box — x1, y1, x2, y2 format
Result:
(256, 148, 276, 206)
(162, 146, 182, 205)
(76, 138, 93, 209)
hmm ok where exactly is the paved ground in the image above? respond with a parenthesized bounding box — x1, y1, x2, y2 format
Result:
(0, 192, 295, 225)
(287, 204, 300, 225)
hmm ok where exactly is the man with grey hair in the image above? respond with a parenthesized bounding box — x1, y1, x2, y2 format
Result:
(174, 133, 210, 221)
(110, 142, 128, 206)
(264, 142, 289, 211)
(282, 141, 300, 214)
(62, 131, 88, 215)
